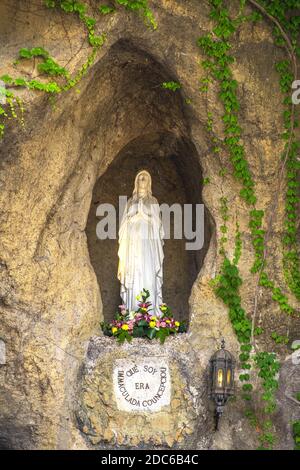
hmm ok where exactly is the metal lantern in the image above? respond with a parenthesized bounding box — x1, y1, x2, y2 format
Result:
(209, 339, 235, 430)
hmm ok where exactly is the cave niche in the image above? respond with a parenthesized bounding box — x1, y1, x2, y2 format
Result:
(79, 39, 214, 325)
(86, 131, 212, 323)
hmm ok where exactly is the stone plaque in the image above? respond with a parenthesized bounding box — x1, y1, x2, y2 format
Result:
(113, 357, 171, 412)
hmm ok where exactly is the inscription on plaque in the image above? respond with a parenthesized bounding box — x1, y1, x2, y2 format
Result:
(113, 357, 171, 412)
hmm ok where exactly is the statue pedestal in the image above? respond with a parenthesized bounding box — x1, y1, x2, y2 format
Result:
(76, 335, 212, 449)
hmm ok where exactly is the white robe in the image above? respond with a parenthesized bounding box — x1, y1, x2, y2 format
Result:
(118, 195, 164, 316)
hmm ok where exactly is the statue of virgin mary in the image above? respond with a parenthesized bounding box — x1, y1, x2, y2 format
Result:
(117, 170, 164, 316)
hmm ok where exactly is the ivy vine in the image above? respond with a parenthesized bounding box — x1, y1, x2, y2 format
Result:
(293, 420, 300, 450)
(199, 0, 299, 448)
(260, 0, 300, 302)
(198, 0, 298, 324)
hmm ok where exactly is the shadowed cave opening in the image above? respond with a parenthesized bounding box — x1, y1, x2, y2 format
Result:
(83, 39, 212, 324)
(86, 133, 212, 324)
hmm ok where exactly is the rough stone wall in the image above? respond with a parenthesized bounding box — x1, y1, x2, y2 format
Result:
(0, 0, 299, 449)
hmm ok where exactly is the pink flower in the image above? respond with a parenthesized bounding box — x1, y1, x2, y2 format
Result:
(127, 320, 134, 331)
(160, 321, 166, 328)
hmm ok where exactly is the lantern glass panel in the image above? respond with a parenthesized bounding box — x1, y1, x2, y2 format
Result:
(217, 368, 224, 388)
(226, 368, 231, 386)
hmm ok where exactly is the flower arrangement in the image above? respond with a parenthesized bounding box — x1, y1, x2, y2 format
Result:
(101, 289, 187, 344)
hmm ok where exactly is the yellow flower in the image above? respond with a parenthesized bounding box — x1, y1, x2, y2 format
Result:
(121, 324, 129, 331)
(175, 321, 180, 327)
(112, 327, 118, 334)
(150, 316, 157, 321)
(160, 305, 167, 311)
(136, 295, 141, 301)
(149, 321, 156, 328)
(166, 320, 171, 324)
